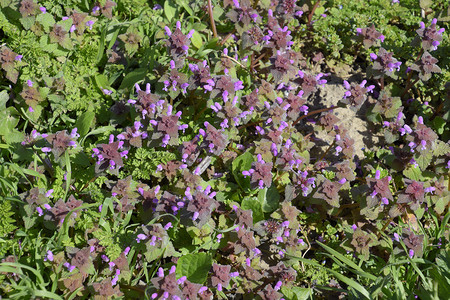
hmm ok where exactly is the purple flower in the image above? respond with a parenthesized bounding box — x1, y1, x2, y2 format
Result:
(63, 262, 76, 272)
(44, 250, 53, 262)
(15, 55, 23, 61)
(356, 24, 385, 47)
(86, 20, 95, 30)
(416, 18, 445, 51)
(341, 80, 375, 110)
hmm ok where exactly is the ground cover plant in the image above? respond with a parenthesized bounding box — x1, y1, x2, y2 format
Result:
(0, 0, 449, 299)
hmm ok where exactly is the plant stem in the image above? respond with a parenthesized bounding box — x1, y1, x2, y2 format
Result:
(307, 0, 321, 27)
(317, 140, 336, 163)
(401, 49, 423, 98)
(380, 75, 384, 90)
(292, 106, 335, 126)
(207, 0, 218, 39)
(401, 78, 419, 99)
(238, 120, 263, 131)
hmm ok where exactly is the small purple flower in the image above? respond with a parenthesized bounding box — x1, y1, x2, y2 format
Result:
(136, 233, 147, 243)
(39, 7, 46, 13)
(102, 88, 113, 95)
(86, 20, 95, 30)
(36, 207, 43, 216)
(63, 262, 76, 272)
(44, 250, 53, 262)
(15, 55, 23, 61)
(351, 224, 358, 231)
(45, 189, 54, 198)
(393, 233, 400, 242)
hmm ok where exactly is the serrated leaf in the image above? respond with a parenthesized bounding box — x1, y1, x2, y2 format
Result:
(403, 165, 422, 181)
(20, 16, 35, 30)
(314, 6, 325, 16)
(58, 18, 73, 32)
(416, 151, 433, 170)
(176, 253, 212, 284)
(433, 141, 450, 157)
(420, 0, 433, 9)
(39, 35, 58, 53)
(36, 13, 55, 32)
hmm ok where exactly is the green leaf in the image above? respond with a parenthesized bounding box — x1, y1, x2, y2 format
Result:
(281, 286, 312, 300)
(258, 184, 280, 213)
(94, 74, 110, 90)
(241, 197, 264, 223)
(416, 151, 432, 170)
(164, 1, 177, 22)
(20, 16, 35, 30)
(191, 31, 203, 49)
(179, 0, 194, 16)
(420, 0, 433, 9)
(80, 125, 115, 145)
(119, 68, 147, 90)
(432, 116, 446, 135)
(314, 6, 325, 16)
(0, 90, 8, 109)
(0, 107, 20, 136)
(176, 253, 212, 284)
(434, 196, 449, 215)
(232, 151, 253, 191)
(403, 165, 422, 181)
(36, 13, 55, 32)
(74, 111, 95, 137)
(39, 35, 58, 53)
(58, 18, 73, 32)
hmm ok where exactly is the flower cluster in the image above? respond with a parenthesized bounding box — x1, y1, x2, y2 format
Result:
(356, 24, 385, 48)
(370, 47, 402, 78)
(164, 21, 195, 67)
(42, 128, 79, 158)
(92, 134, 128, 173)
(341, 80, 375, 110)
(242, 154, 273, 189)
(366, 170, 393, 208)
(148, 105, 187, 147)
(409, 51, 441, 81)
(416, 18, 445, 51)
